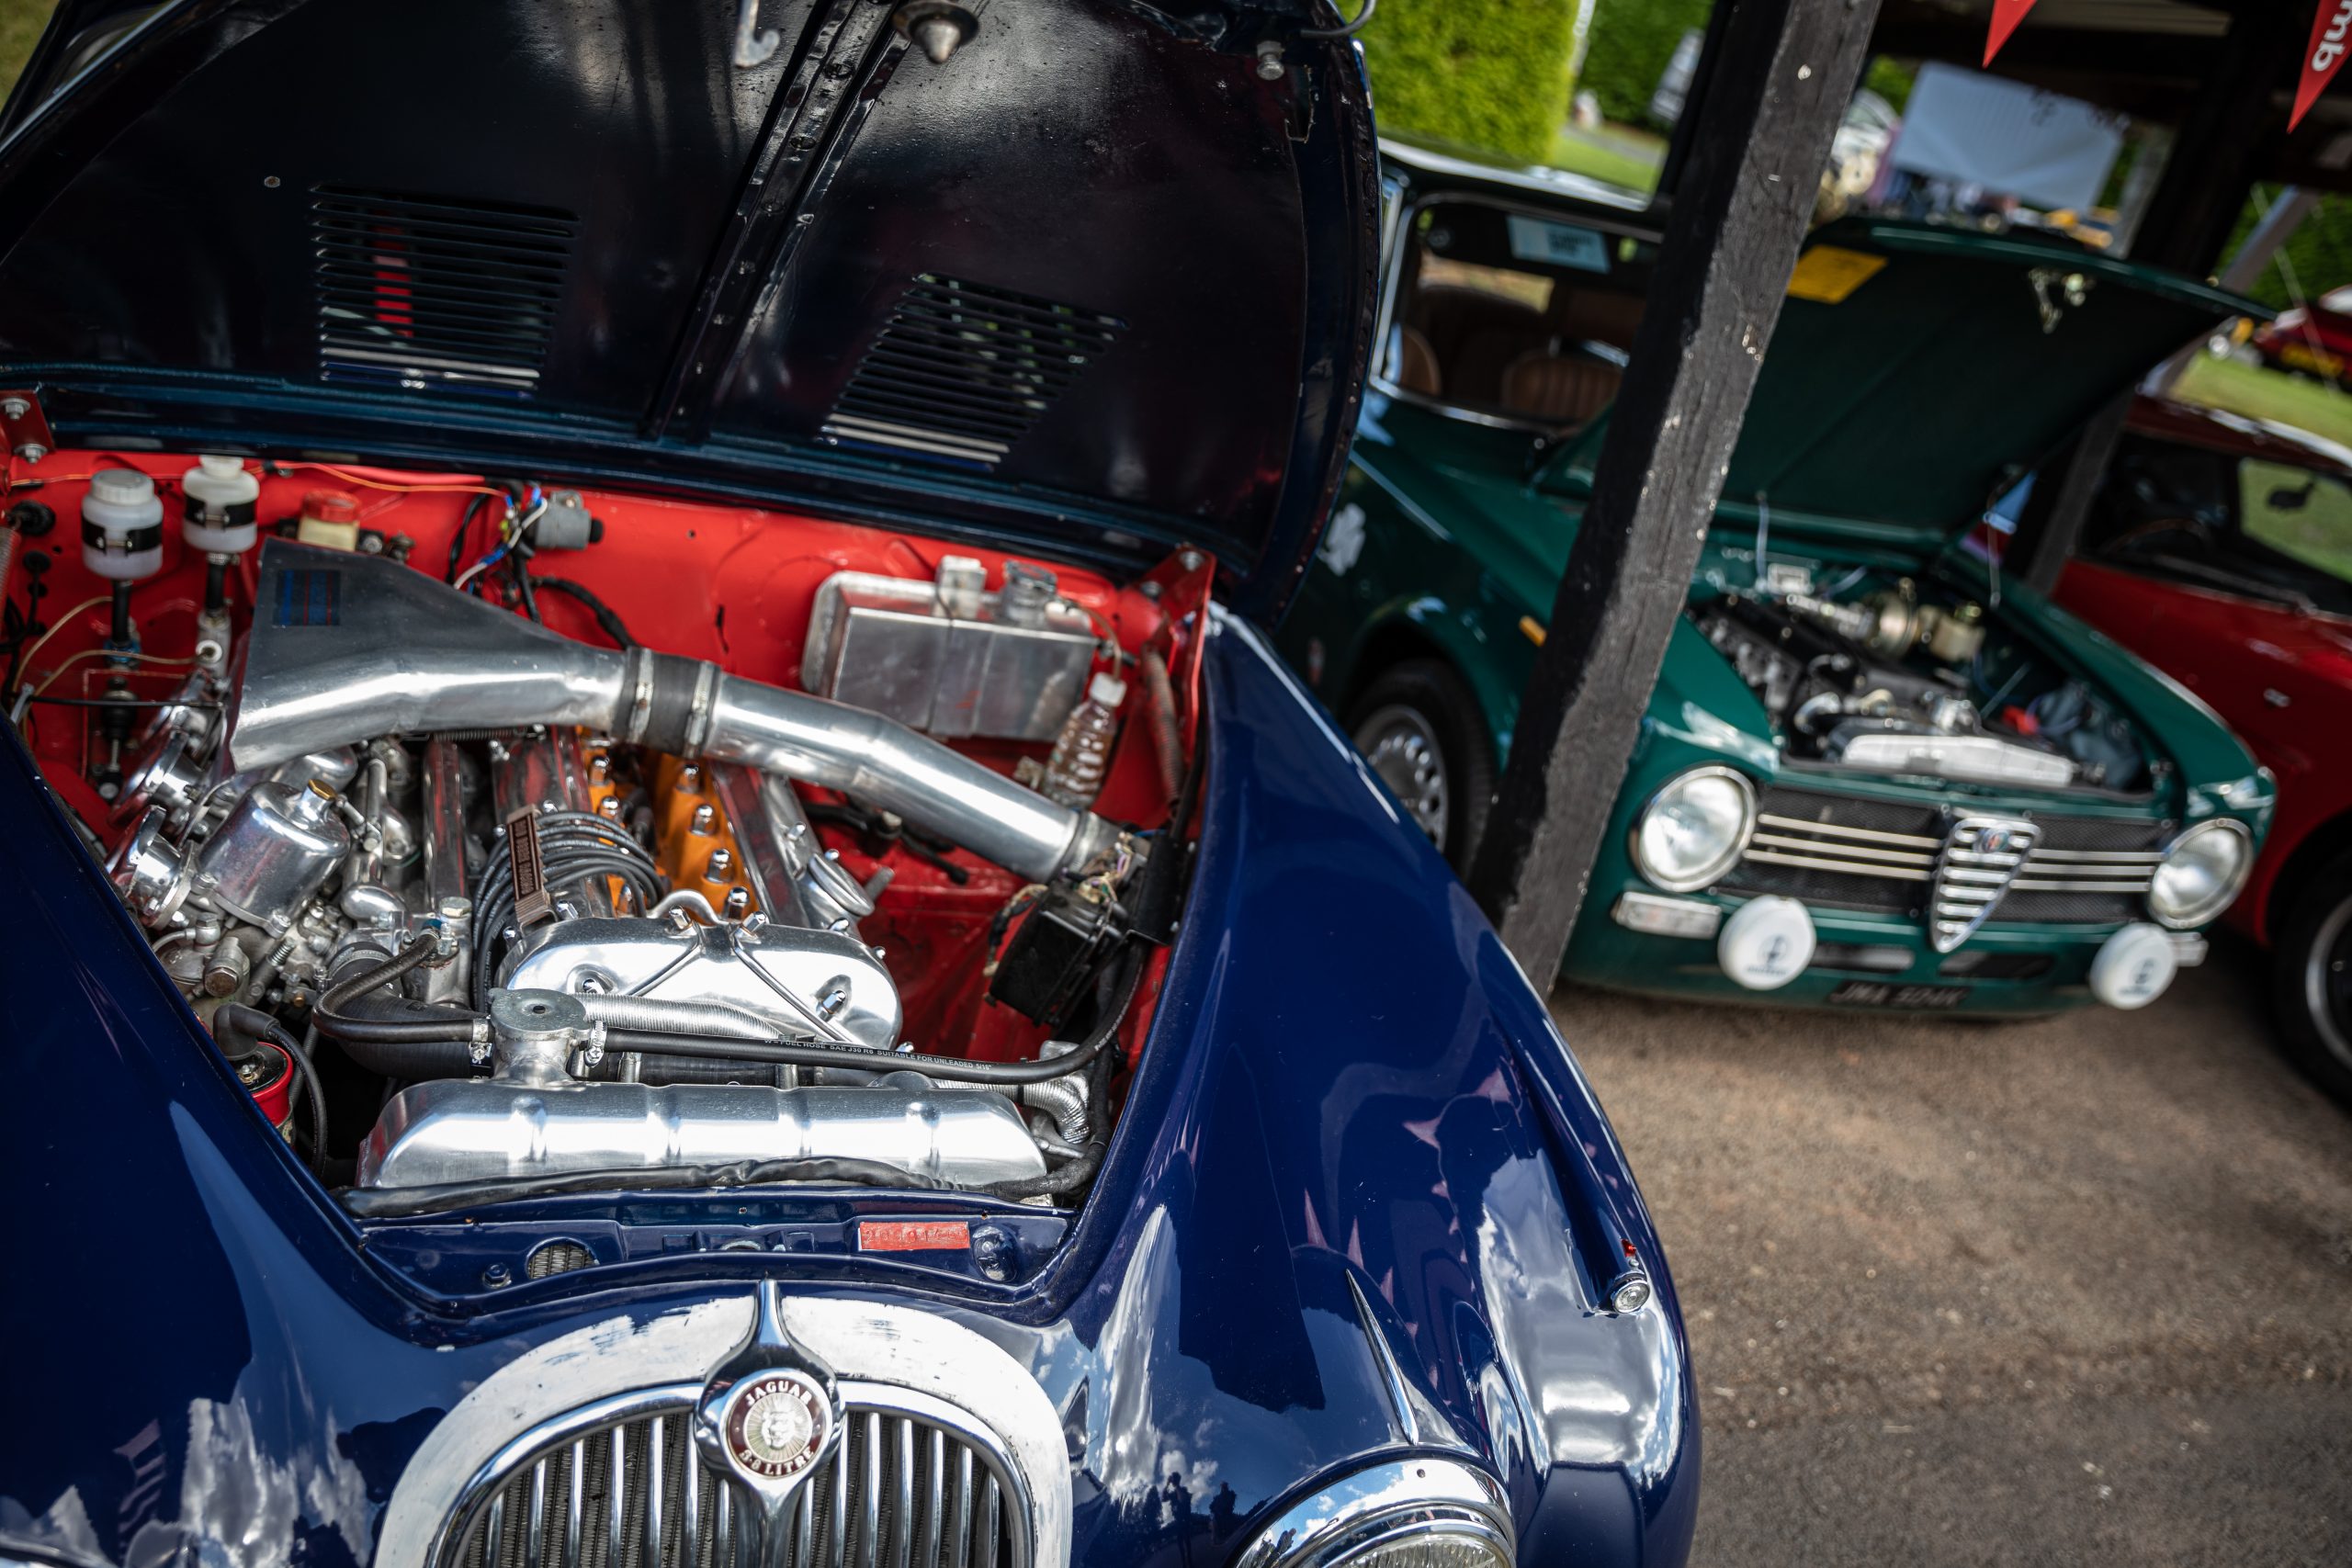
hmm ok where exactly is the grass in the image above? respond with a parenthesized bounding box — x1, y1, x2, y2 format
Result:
(2172, 351, 2352, 448)
(0, 0, 53, 102)
(1545, 119, 1668, 196)
(2240, 457, 2352, 584)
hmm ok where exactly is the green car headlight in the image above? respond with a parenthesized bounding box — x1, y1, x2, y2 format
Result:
(2148, 818, 2253, 929)
(1631, 765, 1757, 893)
(1235, 1459, 1513, 1568)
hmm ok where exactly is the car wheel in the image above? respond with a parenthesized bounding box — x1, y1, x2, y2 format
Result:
(2269, 858, 2352, 1107)
(1347, 660, 1495, 874)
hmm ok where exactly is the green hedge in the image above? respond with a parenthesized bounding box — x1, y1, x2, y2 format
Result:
(1575, 0, 1713, 126)
(1358, 0, 1588, 165)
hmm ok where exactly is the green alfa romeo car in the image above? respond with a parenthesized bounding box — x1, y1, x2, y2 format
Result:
(1279, 137, 2274, 1015)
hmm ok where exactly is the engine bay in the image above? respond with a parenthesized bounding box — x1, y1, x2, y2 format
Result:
(3, 455, 1202, 1216)
(1692, 564, 2151, 795)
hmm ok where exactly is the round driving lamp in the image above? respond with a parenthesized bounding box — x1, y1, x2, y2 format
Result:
(1631, 765, 1757, 893)
(2147, 818, 2253, 929)
(1235, 1459, 1514, 1568)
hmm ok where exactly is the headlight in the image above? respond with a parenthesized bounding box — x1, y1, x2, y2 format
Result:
(1631, 765, 1757, 893)
(2148, 818, 2253, 929)
(1235, 1459, 1513, 1568)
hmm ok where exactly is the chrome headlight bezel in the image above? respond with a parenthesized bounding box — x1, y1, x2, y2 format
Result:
(2147, 818, 2254, 930)
(1234, 1458, 1514, 1568)
(1630, 764, 1758, 894)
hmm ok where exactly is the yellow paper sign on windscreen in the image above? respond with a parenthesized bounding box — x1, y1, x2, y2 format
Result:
(1787, 246, 1888, 304)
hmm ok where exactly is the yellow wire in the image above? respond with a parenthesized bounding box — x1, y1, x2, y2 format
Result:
(30, 648, 198, 700)
(12, 594, 114, 671)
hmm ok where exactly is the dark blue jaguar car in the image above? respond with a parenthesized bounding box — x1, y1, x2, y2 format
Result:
(0, 5, 1695, 1567)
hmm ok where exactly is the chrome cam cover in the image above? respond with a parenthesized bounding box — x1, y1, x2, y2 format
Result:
(501, 914, 901, 1052)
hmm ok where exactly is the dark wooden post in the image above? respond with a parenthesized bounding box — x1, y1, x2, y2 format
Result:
(1464, 0, 1882, 977)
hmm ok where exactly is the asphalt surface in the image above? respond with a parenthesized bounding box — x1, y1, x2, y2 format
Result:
(1554, 933, 2352, 1568)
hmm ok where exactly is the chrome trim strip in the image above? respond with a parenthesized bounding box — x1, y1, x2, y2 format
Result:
(1747, 830, 1933, 866)
(2028, 847, 2165, 863)
(1756, 812, 1942, 849)
(1345, 1272, 1421, 1445)
(2012, 877, 2154, 894)
(1741, 847, 1931, 881)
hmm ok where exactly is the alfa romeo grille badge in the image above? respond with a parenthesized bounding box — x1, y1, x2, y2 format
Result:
(1928, 815, 2041, 953)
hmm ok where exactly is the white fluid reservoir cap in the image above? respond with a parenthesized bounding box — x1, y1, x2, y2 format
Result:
(1718, 896, 1815, 990)
(2089, 922, 2177, 1010)
(1088, 671, 1127, 708)
(86, 467, 159, 515)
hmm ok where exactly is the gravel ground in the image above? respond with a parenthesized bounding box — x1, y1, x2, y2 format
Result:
(1554, 932, 2352, 1568)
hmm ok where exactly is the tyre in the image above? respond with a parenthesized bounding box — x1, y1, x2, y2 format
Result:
(2268, 857, 2352, 1107)
(1346, 659, 1495, 874)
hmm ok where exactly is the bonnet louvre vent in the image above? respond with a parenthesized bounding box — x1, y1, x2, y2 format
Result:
(823, 275, 1127, 468)
(311, 186, 578, 398)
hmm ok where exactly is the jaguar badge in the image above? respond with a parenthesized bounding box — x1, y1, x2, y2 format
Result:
(695, 1280, 844, 1527)
(721, 1369, 831, 1481)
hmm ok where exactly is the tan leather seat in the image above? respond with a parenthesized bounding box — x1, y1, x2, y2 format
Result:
(1396, 326, 1442, 396)
(1499, 350, 1622, 426)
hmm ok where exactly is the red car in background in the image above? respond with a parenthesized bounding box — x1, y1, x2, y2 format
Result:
(2057, 397, 2352, 1102)
(2252, 287, 2352, 382)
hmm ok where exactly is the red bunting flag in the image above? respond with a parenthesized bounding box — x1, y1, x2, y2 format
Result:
(2294, 0, 2352, 131)
(1983, 0, 2039, 66)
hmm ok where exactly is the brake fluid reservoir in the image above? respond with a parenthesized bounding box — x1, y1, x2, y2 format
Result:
(179, 455, 260, 554)
(297, 490, 361, 550)
(81, 468, 164, 581)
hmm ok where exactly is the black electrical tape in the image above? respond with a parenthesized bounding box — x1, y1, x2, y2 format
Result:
(627, 649, 708, 753)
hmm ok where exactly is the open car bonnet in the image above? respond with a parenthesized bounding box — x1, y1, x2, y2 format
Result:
(0, 0, 1379, 618)
(1544, 220, 2260, 551)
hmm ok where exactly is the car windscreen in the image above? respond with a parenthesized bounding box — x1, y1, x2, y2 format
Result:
(1380, 198, 1657, 431)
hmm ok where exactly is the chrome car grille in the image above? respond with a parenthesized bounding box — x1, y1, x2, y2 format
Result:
(440, 1387, 1024, 1568)
(1723, 788, 2165, 932)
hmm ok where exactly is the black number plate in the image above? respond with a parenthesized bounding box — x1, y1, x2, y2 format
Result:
(1826, 980, 1970, 1010)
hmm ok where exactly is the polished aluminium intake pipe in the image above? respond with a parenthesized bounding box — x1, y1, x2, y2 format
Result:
(229, 542, 1118, 883)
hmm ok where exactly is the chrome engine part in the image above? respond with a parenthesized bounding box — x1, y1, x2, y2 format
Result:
(106, 546, 1133, 1198)
(358, 991, 1046, 1190)
(502, 916, 902, 1052)
(230, 541, 1120, 884)
(802, 556, 1098, 740)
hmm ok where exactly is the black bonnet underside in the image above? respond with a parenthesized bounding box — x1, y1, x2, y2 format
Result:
(0, 0, 1378, 606)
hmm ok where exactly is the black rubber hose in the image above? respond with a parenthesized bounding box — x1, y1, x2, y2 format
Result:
(529, 577, 637, 649)
(594, 947, 1146, 1088)
(314, 936, 482, 1047)
(336, 1156, 948, 1218)
(213, 1004, 328, 1176)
